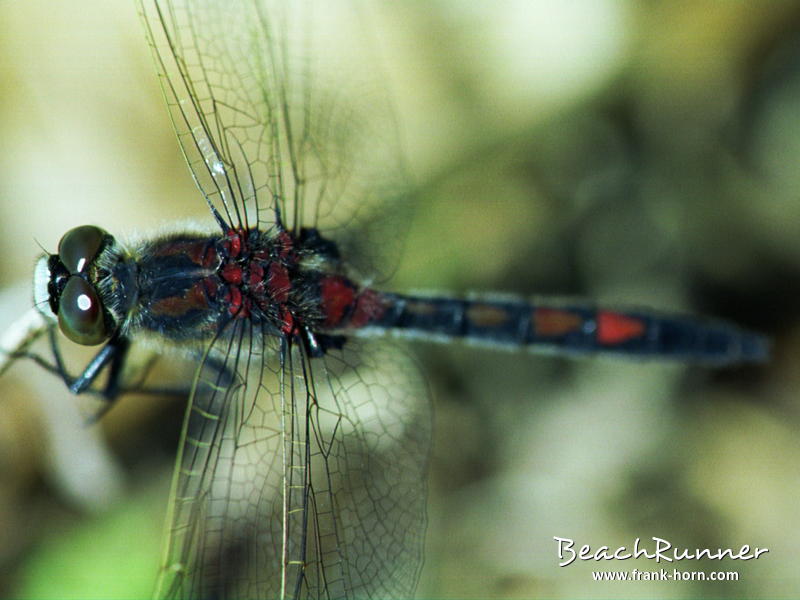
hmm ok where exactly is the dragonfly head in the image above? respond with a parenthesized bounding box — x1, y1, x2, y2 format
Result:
(34, 225, 118, 346)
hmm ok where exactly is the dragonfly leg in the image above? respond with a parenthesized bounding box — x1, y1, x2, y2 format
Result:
(47, 330, 129, 423)
(44, 330, 182, 423)
(45, 328, 130, 399)
(8, 326, 213, 424)
(8, 338, 127, 406)
(80, 338, 128, 396)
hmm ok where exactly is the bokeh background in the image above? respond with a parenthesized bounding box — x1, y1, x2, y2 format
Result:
(1, 1, 799, 598)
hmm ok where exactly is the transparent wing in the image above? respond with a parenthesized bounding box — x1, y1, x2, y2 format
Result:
(138, 0, 413, 281)
(155, 321, 430, 599)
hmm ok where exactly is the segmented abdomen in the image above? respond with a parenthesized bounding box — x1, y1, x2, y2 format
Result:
(350, 293, 769, 366)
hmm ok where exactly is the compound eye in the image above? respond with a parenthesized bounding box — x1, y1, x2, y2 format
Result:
(57, 276, 109, 345)
(58, 225, 107, 274)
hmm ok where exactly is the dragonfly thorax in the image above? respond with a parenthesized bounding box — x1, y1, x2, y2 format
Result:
(34, 223, 374, 352)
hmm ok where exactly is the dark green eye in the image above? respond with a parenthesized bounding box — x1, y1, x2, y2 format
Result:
(58, 225, 107, 274)
(57, 276, 109, 345)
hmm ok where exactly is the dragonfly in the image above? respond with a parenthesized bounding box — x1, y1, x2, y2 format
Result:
(0, 1, 769, 599)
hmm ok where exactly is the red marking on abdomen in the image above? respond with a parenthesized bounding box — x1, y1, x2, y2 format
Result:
(350, 289, 388, 328)
(597, 311, 646, 345)
(533, 308, 583, 336)
(320, 276, 356, 327)
(466, 303, 510, 327)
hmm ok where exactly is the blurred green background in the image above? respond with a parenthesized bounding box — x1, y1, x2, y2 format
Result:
(1, 1, 799, 598)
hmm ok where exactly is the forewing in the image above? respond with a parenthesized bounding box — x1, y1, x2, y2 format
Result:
(138, 0, 413, 281)
(155, 322, 430, 599)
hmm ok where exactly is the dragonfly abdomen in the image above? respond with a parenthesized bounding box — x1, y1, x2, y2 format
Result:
(344, 293, 768, 366)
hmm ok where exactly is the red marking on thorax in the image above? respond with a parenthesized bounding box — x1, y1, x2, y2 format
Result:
(276, 231, 295, 258)
(221, 263, 243, 284)
(152, 240, 193, 257)
(533, 308, 583, 336)
(151, 239, 218, 270)
(203, 278, 218, 299)
(225, 229, 245, 258)
(596, 311, 646, 345)
(248, 263, 264, 284)
(151, 281, 209, 317)
(218, 228, 296, 316)
(225, 286, 242, 316)
(279, 307, 294, 335)
(267, 263, 291, 303)
(201, 245, 218, 268)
